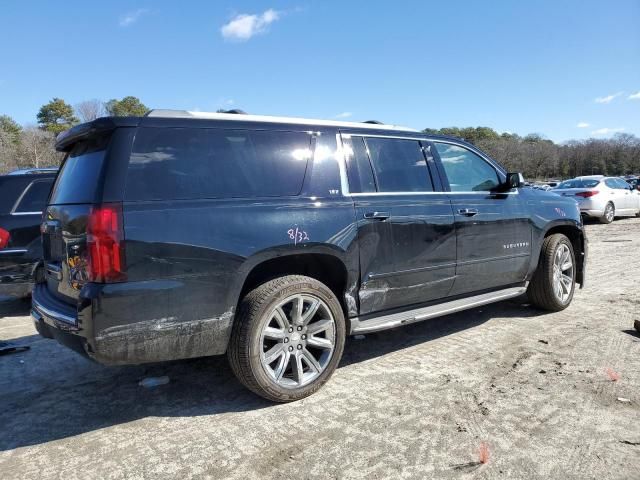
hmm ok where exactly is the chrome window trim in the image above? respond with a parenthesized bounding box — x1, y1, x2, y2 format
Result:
(0, 248, 28, 254)
(335, 133, 351, 196)
(10, 211, 43, 216)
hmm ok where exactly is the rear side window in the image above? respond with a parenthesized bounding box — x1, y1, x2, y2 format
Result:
(434, 143, 499, 192)
(126, 128, 312, 200)
(345, 136, 376, 193)
(0, 177, 30, 214)
(14, 179, 54, 213)
(49, 136, 110, 205)
(364, 137, 433, 192)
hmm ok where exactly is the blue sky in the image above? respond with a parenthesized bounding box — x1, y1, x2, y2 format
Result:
(1, 0, 638, 142)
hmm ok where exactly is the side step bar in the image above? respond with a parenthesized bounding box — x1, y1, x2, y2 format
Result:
(350, 286, 527, 334)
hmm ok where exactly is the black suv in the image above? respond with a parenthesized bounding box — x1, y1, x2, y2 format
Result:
(32, 111, 586, 402)
(0, 169, 56, 300)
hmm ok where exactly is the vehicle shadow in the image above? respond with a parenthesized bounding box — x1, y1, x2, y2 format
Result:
(0, 297, 31, 318)
(0, 299, 548, 452)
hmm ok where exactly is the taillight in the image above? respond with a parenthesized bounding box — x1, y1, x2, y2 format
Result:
(575, 190, 599, 198)
(87, 203, 126, 283)
(0, 227, 9, 249)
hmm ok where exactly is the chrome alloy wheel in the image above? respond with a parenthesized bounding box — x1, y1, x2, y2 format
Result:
(605, 203, 615, 223)
(552, 243, 574, 303)
(259, 294, 336, 388)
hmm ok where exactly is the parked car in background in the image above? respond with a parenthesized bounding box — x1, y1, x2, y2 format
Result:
(0, 168, 57, 300)
(32, 111, 586, 402)
(554, 176, 640, 223)
(625, 176, 640, 191)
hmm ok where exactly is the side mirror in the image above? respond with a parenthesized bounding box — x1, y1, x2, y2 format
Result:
(501, 172, 524, 190)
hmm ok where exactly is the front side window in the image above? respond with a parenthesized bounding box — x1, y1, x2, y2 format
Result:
(434, 143, 500, 192)
(364, 137, 433, 192)
(126, 128, 312, 200)
(14, 179, 54, 213)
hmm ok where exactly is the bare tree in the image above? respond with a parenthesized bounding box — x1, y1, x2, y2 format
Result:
(75, 99, 105, 123)
(16, 126, 63, 169)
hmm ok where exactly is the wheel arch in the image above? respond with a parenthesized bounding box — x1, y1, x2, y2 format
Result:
(229, 249, 356, 330)
(535, 221, 586, 287)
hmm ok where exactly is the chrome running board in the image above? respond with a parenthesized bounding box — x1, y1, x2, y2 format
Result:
(350, 286, 527, 334)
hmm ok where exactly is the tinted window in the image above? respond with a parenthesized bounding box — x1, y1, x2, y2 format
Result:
(345, 136, 376, 193)
(14, 179, 54, 213)
(0, 177, 30, 214)
(434, 143, 499, 192)
(127, 128, 311, 200)
(49, 135, 110, 205)
(364, 138, 433, 192)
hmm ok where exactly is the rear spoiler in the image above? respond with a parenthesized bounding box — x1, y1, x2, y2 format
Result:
(55, 117, 140, 152)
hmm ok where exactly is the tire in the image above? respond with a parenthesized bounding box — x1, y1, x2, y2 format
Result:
(228, 275, 346, 402)
(599, 202, 615, 224)
(527, 234, 576, 311)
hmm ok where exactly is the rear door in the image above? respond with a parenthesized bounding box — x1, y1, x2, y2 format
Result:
(432, 141, 532, 295)
(343, 133, 456, 315)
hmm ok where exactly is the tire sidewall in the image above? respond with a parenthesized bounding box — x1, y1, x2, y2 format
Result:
(245, 277, 346, 401)
(602, 202, 614, 223)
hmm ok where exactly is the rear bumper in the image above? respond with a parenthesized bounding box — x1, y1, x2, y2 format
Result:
(31, 280, 234, 365)
(580, 209, 605, 217)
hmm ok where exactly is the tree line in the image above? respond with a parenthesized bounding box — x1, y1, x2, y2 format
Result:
(423, 127, 640, 180)
(1, 98, 639, 179)
(0, 96, 148, 173)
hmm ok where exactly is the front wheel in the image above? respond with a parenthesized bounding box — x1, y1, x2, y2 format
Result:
(527, 234, 576, 311)
(228, 275, 346, 402)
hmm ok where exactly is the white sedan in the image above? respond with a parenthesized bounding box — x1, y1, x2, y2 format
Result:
(553, 176, 640, 223)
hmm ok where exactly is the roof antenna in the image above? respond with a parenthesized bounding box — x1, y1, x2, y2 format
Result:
(223, 109, 247, 115)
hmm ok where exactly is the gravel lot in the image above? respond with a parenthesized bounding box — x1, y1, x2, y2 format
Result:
(1, 218, 639, 479)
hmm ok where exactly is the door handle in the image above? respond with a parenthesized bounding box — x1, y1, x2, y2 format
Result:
(363, 211, 390, 220)
(457, 208, 479, 217)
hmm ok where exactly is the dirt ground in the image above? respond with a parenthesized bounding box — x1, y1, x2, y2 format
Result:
(1, 218, 639, 479)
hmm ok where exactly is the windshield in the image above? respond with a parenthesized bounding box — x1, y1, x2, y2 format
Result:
(556, 179, 600, 189)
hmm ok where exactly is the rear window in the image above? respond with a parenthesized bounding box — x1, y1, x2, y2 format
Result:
(49, 136, 110, 205)
(126, 128, 312, 201)
(556, 179, 600, 189)
(14, 179, 54, 213)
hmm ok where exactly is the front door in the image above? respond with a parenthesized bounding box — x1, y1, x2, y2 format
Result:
(431, 141, 531, 295)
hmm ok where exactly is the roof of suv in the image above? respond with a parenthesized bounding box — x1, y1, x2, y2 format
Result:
(56, 110, 489, 159)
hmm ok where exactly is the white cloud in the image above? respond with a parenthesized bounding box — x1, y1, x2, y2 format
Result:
(591, 127, 625, 136)
(221, 9, 280, 41)
(628, 91, 640, 100)
(576, 122, 590, 128)
(119, 9, 149, 27)
(334, 112, 352, 119)
(594, 92, 623, 104)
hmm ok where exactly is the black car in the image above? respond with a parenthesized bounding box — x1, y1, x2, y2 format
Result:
(0, 169, 56, 300)
(32, 111, 587, 402)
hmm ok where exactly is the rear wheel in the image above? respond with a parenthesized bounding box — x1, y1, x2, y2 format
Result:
(599, 202, 615, 224)
(228, 275, 345, 402)
(527, 234, 576, 311)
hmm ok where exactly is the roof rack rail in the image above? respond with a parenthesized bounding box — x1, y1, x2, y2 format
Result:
(143, 109, 417, 131)
(222, 109, 247, 114)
